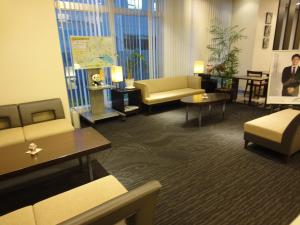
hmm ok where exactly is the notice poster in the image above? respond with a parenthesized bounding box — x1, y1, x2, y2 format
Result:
(267, 51, 300, 105)
(70, 36, 116, 69)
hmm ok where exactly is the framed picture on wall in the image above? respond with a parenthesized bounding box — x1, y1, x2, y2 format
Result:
(265, 12, 273, 24)
(264, 25, 271, 37)
(262, 38, 269, 49)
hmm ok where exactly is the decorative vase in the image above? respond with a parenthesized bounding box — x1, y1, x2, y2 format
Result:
(125, 78, 135, 89)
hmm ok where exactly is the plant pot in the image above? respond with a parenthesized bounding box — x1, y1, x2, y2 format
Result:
(125, 78, 135, 89)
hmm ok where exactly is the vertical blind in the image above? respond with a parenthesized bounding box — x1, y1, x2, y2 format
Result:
(54, 0, 162, 108)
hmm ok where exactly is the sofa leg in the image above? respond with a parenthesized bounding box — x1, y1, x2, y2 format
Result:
(284, 155, 291, 164)
(244, 140, 249, 149)
(148, 105, 152, 114)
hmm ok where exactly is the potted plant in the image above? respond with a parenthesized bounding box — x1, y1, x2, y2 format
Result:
(125, 52, 146, 89)
(207, 21, 246, 89)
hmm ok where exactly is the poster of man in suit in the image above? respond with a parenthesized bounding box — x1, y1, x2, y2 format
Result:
(281, 54, 300, 96)
(268, 52, 300, 105)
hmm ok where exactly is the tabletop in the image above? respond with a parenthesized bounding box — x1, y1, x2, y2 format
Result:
(181, 93, 230, 105)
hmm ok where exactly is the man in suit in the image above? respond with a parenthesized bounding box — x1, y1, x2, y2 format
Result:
(282, 54, 300, 96)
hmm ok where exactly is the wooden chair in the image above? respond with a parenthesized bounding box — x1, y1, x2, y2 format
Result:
(244, 71, 264, 100)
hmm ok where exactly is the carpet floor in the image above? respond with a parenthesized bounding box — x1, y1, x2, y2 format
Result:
(1, 103, 300, 225)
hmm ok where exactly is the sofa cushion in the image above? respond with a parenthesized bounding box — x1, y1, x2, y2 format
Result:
(244, 109, 300, 143)
(0, 127, 25, 148)
(0, 206, 36, 225)
(23, 119, 74, 141)
(136, 76, 189, 94)
(158, 76, 188, 92)
(33, 175, 127, 225)
(145, 88, 205, 105)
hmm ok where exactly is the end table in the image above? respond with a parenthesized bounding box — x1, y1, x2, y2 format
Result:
(111, 88, 142, 116)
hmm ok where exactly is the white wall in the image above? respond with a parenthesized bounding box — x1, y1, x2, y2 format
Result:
(232, 0, 260, 75)
(0, 0, 70, 120)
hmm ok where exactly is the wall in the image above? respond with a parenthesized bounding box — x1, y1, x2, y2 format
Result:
(232, 0, 260, 75)
(0, 0, 70, 120)
(251, 0, 279, 71)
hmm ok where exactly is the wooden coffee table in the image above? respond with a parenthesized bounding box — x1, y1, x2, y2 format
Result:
(181, 93, 230, 126)
(0, 127, 111, 182)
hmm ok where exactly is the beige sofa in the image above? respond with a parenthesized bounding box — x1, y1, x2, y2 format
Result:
(0, 175, 162, 225)
(244, 109, 300, 159)
(134, 76, 204, 107)
(290, 215, 300, 225)
(0, 98, 74, 148)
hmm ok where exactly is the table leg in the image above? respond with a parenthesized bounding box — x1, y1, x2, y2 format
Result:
(208, 104, 212, 116)
(186, 105, 189, 122)
(222, 102, 226, 119)
(198, 106, 202, 127)
(248, 80, 254, 105)
(87, 155, 94, 181)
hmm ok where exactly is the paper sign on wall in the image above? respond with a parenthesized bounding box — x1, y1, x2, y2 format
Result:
(70, 36, 116, 69)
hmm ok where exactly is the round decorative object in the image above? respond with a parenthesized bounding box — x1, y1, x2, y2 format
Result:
(92, 74, 101, 82)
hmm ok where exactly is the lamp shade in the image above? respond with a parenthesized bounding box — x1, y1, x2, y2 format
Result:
(194, 60, 205, 74)
(111, 66, 124, 83)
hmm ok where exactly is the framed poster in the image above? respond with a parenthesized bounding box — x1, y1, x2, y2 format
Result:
(262, 38, 269, 49)
(264, 25, 271, 37)
(265, 12, 273, 24)
(267, 51, 300, 105)
(70, 36, 116, 70)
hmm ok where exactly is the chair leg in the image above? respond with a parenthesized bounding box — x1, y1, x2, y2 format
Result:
(244, 83, 248, 97)
(258, 85, 262, 99)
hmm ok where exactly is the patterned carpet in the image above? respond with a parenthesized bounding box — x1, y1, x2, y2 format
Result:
(94, 103, 300, 225)
(1, 103, 300, 225)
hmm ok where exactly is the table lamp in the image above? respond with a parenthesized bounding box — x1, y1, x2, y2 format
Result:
(194, 60, 205, 75)
(111, 66, 123, 89)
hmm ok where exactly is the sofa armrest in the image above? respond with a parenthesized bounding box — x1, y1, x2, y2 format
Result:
(58, 180, 162, 225)
(282, 113, 300, 155)
(187, 76, 202, 89)
(134, 82, 150, 98)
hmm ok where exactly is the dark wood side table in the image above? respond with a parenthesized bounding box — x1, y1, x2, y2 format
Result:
(111, 88, 142, 116)
(0, 127, 111, 182)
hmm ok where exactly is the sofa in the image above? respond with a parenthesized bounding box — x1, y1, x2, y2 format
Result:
(290, 215, 300, 225)
(244, 109, 300, 158)
(0, 98, 74, 148)
(0, 104, 25, 147)
(134, 76, 204, 107)
(0, 175, 162, 225)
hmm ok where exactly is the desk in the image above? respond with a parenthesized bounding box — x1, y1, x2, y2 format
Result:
(233, 75, 269, 105)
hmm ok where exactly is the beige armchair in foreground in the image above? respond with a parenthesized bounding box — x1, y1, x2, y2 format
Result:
(244, 109, 300, 160)
(0, 175, 162, 225)
(134, 76, 204, 111)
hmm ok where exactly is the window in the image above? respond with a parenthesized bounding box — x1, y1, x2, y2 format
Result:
(128, 0, 142, 9)
(54, 0, 162, 107)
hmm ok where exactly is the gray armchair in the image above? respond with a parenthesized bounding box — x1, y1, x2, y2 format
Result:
(0, 104, 25, 147)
